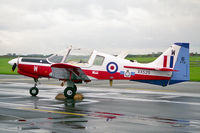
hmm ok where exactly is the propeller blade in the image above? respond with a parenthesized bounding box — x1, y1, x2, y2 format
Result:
(12, 63, 17, 72)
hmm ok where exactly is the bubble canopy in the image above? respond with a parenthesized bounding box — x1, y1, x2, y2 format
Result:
(47, 46, 93, 64)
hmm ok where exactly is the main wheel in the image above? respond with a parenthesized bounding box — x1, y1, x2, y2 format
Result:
(30, 87, 39, 96)
(74, 85, 77, 92)
(64, 87, 76, 99)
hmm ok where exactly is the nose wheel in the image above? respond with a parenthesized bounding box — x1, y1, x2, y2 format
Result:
(30, 78, 39, 96)
(30, 87, 39, 96)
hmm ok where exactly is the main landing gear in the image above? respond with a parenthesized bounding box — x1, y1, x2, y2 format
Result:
(63, 81, 77, 99)
(29, 78, 39, 96)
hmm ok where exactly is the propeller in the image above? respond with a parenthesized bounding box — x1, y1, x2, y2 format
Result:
(10, 57, 19, 72)
(12, 63, 17, 72)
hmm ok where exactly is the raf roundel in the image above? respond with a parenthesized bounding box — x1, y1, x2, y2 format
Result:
(106, 62, 118, 74)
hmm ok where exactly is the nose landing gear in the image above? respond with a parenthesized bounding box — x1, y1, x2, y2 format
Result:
(30, 78, 39, 96)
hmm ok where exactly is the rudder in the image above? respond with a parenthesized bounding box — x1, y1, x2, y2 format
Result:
(169, 43, 190, 84)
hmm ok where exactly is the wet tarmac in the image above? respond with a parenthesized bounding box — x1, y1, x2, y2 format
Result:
(0, 75, 200, 133)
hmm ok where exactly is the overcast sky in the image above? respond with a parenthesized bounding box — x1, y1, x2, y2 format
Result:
(0, 0, 200, 55)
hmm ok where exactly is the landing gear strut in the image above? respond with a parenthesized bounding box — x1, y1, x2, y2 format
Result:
(30, 78, 39, 96)
(64, 81, 77, 99)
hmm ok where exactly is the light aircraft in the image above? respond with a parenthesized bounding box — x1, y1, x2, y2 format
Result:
(8, 43, 190, 99)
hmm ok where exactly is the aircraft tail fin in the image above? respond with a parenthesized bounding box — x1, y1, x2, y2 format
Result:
(168, 43, 190, 84)
(152, 42, 190, 85)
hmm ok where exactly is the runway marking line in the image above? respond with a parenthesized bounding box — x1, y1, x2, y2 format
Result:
(17, 108, 122, 120)
(17, 107, 86, 116)
(126, 88, 176, 92)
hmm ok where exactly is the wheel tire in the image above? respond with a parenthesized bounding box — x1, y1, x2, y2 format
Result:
(30, 87, 39, 96)
(74, 85, 77, 92)
(64, 87, 76, 99)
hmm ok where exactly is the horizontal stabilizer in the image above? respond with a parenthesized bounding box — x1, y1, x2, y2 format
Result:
(124, 66, 177, 72)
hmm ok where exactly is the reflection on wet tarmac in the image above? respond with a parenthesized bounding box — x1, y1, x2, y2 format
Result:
(0, 80, 200, 132)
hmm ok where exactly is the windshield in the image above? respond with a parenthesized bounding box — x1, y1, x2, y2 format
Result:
(47, 46, 92, 65)
(48, 54, 64, 63)
(64, 48, 92, 64)
(47, 46, 71, 63)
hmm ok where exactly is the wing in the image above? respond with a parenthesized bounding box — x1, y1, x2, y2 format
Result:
(50, 63, 91, 83)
